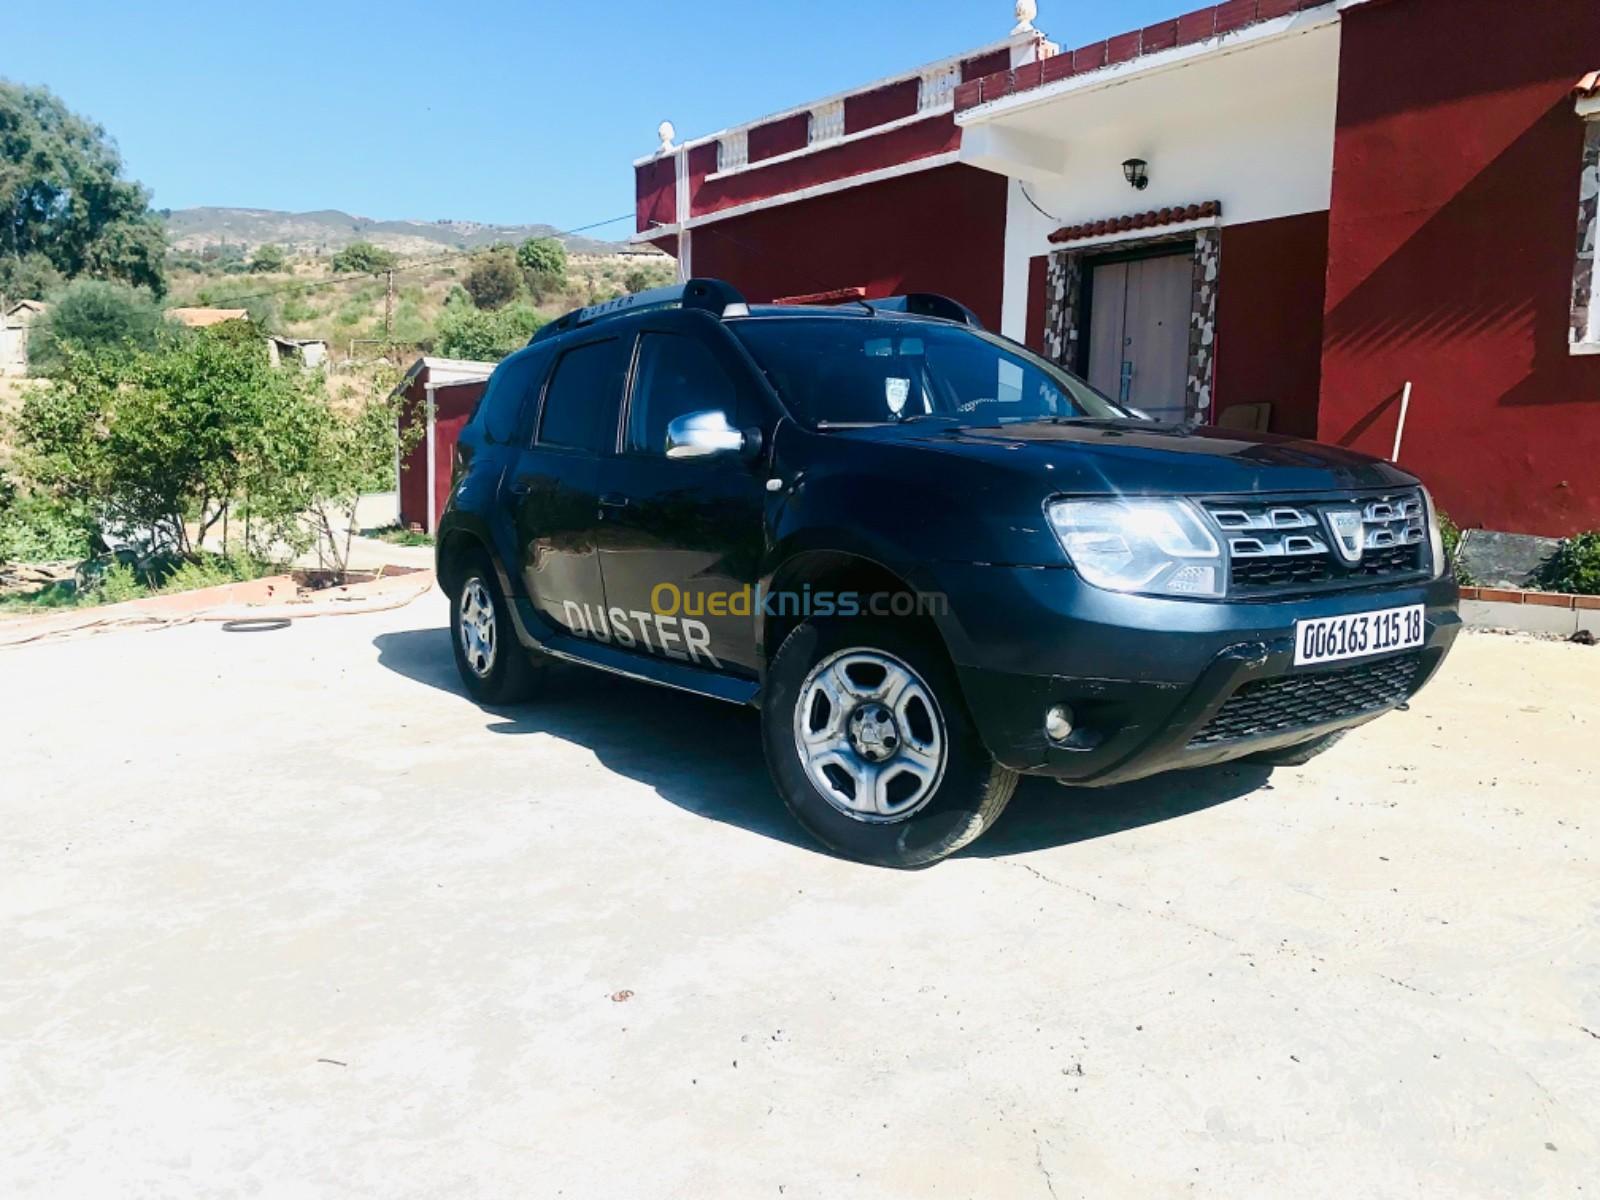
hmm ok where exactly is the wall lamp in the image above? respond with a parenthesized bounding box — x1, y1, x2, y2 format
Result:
(1123, 158, 1150, 191)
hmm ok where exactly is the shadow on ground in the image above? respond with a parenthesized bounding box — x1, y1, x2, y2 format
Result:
(374, 626, 1274, 861)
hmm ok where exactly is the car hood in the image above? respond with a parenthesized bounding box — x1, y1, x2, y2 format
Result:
(846, 418, 1417, 496)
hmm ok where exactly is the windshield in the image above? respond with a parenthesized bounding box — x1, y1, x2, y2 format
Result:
(729, 317, 1130, 428)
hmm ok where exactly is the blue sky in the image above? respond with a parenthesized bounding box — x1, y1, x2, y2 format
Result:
(6, 1, 1179, 237)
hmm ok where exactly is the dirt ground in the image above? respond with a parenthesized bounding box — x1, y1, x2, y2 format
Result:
(0, 596, 1595, 1198)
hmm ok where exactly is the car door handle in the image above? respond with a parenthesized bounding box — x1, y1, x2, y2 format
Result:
(598, 493, 630, 509)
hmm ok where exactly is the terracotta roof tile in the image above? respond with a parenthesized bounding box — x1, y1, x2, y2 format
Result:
(958, 0, 1333, 112)
(1048, 201, 1222, 244)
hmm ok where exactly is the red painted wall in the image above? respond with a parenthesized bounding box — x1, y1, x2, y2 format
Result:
(691, 116, 960, 218)
(397, 376, 486, 531)
(635, 155, 676, 235)
(1319, 0, 1600, 535)
(1215, 212, 1329, 439)
(845, 79, 920, 136)
(1024, 255, 1048, 354)
(749, 113, 812, 164)
(687, 164, 1009, 329)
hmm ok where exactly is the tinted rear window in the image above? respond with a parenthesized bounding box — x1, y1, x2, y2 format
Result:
(478, 347, 549, 445)
(537, 338, 629, 453)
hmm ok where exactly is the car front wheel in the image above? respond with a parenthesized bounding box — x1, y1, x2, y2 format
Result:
(449, 559, 542, 705)
(762, 618, 1017, 868)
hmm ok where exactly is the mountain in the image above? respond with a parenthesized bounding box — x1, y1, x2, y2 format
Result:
(163, 207, 636, 257)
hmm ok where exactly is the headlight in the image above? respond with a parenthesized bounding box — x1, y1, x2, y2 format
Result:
(1047, 498, 1224, 598)
(1422, 486, 1448, 580)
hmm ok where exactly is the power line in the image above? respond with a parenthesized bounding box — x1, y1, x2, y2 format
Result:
(189, 212, 641, 306)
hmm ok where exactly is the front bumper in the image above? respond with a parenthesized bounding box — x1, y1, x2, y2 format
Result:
(933, 564, 1461, 785)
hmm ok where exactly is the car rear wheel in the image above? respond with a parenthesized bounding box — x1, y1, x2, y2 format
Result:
(449, 558, 542, 705)
(762, 618, 1017, 868)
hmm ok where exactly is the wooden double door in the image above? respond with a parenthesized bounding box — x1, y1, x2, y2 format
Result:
(1085, 250, 1193, 423)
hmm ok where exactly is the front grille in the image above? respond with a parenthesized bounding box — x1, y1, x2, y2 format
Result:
(1204, 492, 1430, 597)
(1188, 654, 1421, 748)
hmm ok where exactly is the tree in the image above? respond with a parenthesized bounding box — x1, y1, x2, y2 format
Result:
(330, 241, 397, 273)
(11, 323, 412, 578)
(463, 247, 521, 311)
(27, 279, 165, 374)
(249, 244, 287, 273)
(434, 302, 544, 360)
(0, 252, 63, 303)
(517, 236, 567, 299)
(0, 81, 167, 296)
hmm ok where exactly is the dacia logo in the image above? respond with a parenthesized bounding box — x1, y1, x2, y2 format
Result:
(1326, 508, 1366, 565)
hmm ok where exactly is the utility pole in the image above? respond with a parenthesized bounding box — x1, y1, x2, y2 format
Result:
(384, 269, 395, 342)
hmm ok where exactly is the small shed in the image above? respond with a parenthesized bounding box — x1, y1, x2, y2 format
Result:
(1, 300, 49, 377)
(267, 335, 329, 371)
(393, 356, 498, 532)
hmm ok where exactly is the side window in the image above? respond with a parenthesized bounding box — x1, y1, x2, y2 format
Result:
(478, 348, 546, 445)
(538, 338, 628, 453)
(626, 332, 740, 455)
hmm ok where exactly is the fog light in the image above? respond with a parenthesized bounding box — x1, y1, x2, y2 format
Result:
(1045, 705, 1075, 743)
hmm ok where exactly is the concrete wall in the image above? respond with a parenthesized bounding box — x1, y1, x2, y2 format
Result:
(1318, 0, 1600, 536)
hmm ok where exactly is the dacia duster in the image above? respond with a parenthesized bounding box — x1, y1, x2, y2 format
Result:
(436, 279, 1460, 867)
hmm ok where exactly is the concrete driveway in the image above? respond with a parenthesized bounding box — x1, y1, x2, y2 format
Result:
(2, 594, 1596, 1198)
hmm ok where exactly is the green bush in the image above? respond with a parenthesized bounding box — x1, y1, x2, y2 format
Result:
(249, 244, 287, 273)
(464, 247, 522, 311)
(159, 552, 270, 593)
(1540, 531, 1600, 596)
(331, 242, 397, 274)
(434, 302, 545, 360)
(28, 279, 165, 372)
(0, 488, 95, 562)
(94, 561, 147, 603)
(1436, 509, 1472, 586)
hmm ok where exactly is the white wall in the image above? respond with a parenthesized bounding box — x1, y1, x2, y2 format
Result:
(986, 20, 1342, 339)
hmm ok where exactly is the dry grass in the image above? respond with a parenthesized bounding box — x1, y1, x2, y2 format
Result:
(166, 251, 675, 362)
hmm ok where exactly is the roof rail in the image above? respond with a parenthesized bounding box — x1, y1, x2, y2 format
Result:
(530, 278, 748, 344)
(866, 293, 985, 329)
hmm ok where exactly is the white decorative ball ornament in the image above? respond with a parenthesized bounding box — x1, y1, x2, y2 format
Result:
(1012, 0, 1038, 34)
(657, 121, 677, 154)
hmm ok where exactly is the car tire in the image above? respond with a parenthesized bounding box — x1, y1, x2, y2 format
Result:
(762, 618, 1018, 868)
(1245, 729, 1348, 767)
(449, 556, 542, 705)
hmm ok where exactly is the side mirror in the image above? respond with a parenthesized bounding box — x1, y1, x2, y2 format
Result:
(666, 409, 747, 459)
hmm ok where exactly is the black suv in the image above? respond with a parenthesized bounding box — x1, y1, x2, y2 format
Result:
(437, 280, 1459, 867)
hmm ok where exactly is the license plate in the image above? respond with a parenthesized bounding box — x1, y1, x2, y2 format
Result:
(1294, 604, 1426, 667)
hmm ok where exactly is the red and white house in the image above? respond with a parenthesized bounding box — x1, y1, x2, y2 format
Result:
(633, 0, 1600, 536)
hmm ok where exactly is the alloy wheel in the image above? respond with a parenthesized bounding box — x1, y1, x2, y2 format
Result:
(458, 577, 498, 679)
(793, 649, 948, 823)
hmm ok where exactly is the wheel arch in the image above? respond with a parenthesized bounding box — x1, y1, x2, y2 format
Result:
(759, 548, 959, 677)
